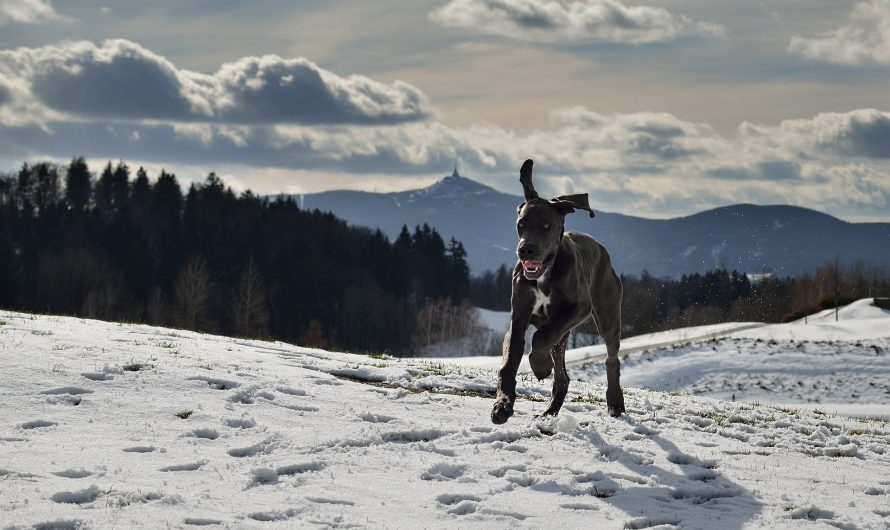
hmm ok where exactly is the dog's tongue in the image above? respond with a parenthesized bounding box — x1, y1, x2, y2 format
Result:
(522, 260, 543, 270)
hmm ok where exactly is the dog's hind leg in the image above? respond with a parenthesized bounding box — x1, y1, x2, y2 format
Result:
(592, 305, 624, 417)
(528, 344, 553, 381)
(538, 333, 569, 417)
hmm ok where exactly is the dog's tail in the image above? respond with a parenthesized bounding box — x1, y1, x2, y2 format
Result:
(519, 159, 538, 201)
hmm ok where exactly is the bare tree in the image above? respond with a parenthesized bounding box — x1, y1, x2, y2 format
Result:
(174, 256, 211, 330)
(232, 257, 269, 337)
(146, 286, 168, 326)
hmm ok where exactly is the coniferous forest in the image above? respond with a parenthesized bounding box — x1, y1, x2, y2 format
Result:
(0, 158, 475, 356)
(2, 157, 889, 357)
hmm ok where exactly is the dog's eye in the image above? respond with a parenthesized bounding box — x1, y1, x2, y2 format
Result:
(517, 221, 524, 230)
(543, 223, 550, 230)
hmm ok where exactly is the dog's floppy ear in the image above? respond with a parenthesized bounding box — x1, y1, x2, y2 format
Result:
(549, 193, 595, 218)
(519, 159, 539, 201)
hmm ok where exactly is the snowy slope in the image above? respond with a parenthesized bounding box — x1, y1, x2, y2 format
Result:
(2, 310, 890, 529)
(459, 301, 890, 417)
(570, 299, 890, 417)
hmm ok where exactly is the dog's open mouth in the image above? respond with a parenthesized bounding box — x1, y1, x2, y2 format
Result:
(522, 260, 544, 279)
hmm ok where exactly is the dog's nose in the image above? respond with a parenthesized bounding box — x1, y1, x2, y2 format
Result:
(518, 243, 536, 259)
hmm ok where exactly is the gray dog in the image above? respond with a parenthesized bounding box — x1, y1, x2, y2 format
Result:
(491, 159, 624, 424)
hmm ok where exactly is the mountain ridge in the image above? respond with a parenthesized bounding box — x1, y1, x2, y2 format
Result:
(287, 171, 890, 277)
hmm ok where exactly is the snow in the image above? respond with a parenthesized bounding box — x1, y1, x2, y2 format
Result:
(1, 307, 890, 528)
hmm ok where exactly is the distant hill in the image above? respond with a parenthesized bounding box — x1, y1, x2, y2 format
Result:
(289, 169, 890, 277)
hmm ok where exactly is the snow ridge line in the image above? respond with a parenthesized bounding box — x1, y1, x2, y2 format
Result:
(566, 323, 766, 368)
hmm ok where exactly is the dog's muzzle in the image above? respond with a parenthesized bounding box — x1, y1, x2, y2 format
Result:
(522, 259, 544, 280)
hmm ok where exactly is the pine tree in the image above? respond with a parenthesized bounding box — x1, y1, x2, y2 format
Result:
(64, 157, 91, 213)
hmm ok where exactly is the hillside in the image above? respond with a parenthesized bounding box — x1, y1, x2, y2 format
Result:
(448, 300, 890, 418)
(2, 310, 890, 528)
(295, 171, 890, 276)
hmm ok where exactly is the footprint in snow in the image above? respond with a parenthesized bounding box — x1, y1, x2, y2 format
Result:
(81, 371, 114, 381)
(31, 519, 86, 530)
(41, 386, 93, 396)
(159, 460, 207, 472)
(358, 412, 397, 423)
(228, 439, 277, 458)
(183, 518, 223, 526)
(247, 509, 301, 522)
(122, 446, 156, 453)
(19, 419, 57, 429)
(223, 417, 256, 429)
(185, 428, 220, 440)
(52, 469, 93, 479)
(421, 462, 466, 481)
(275, 385, 307, 396)
(187, 375, 240, 390)
(50, 485, 101, 504)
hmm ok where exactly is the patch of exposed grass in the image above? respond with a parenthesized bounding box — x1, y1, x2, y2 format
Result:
(175, 410, 193, 419)
(123, 362, 151, 372)
(570, 392, 604, 404)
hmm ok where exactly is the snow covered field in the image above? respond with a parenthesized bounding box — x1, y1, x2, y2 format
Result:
(2, 308, 890, 529)
(572, 299, 890, 418)
(464, 300, 890, 418)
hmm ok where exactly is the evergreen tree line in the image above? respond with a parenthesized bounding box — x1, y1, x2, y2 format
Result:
(0, 158, 476, 356)
(471, 262, 890, 338)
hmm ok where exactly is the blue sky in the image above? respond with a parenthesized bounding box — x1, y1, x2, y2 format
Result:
(1, 0, 889, 221)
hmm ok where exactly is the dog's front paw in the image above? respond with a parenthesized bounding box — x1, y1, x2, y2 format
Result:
(491, 395, 515, 424)
(535, 407, 560, 419)
(606, 388, 625, 418)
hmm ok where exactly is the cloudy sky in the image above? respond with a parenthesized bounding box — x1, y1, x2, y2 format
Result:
(1, 0, 889, 221)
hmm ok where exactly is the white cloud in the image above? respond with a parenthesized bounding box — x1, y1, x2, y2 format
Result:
(0, 39, 888, 220)
(0, 0, 58, 25)
(789, 0, 890, 65)
(0, 39, 432, 126)
(3, 106, 889, 220)
(430, 0, 724, 45)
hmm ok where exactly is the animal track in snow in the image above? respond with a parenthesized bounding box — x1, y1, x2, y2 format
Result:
(122, 446, 156, 453)
(306, 496, 354, 506)
(183, 517, 223, 526)
(275, 385, 307, 396)
(276, 461, 325, 476)
(185, 428, 220, 440)
(488, 464, 527, 478)
(787, 505, 835, 521)
(31, 519, 85, 530)
(186, 376, 240, 390)
(50, 485, 101, 504)
(19, 419, 57, 429)
(359, 412, 397, 423)
(52, 469, 93, 478)
(247, 508, 301, 522)
(228, 438, 277, 458)
(421, 462, 465, 481)
(40, 386, 92, 395)
(560, 502, 600, 511)
(223, 417, 256, 429)
(436, 493, 482, 506)
(81, 371, 113, 381)
(228, 385, 275, 404)
(248, 468, 279, 487)
(159, 460, 207, 472)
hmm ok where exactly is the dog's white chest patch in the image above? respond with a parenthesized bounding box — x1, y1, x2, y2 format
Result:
(533, 289, 550, 317)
